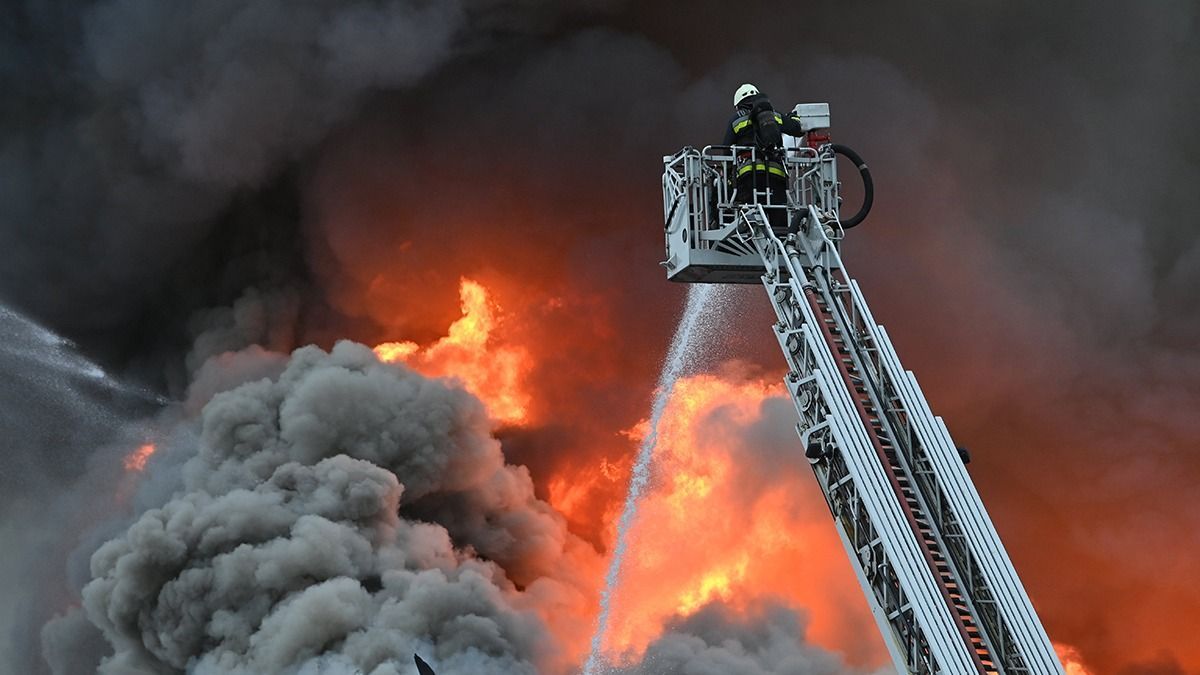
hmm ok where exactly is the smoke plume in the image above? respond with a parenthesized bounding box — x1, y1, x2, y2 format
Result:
(614, 600, 888, 675)
(4, 1, 1199, 673)
(42, 341, 589, 674)
(38, 342, 869, 675)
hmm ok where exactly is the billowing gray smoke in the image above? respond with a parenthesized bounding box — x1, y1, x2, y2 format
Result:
(615, 601, 889, 675)
(42, 341, 575, 674)
(36, 342, 873, 674)
(3, 3, 619, 669)
(6, 0, 1200, 672)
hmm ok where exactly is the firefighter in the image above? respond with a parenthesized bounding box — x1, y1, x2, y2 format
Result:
(723, 84, 806, 225)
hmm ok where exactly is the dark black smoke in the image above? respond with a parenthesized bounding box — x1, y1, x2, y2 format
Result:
(0, 0, 611, 369)
(4, 1, 1200, 673)
(3, 2, 625, 672)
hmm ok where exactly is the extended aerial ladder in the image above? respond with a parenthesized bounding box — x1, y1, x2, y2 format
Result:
(661, 104, 1064, 674)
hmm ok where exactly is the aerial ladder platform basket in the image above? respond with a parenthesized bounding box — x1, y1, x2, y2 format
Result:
(661, 103, 1064, 675)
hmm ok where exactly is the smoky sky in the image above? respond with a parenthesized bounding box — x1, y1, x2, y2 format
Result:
(3, 1, 1200, 673)
(7, 1, 1197, 374)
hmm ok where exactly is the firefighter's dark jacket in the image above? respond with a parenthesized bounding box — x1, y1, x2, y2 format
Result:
(723, 94, 805, 146)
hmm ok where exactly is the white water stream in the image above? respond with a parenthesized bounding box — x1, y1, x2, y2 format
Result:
(0, 303, 166, 404)
(582, 284, 726, 674)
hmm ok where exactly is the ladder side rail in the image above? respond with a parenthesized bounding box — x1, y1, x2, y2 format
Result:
(816, 365, 976, 674)
(845, 281, 1064, 673)
(806, 262, 1013, 671)
(768, 220, 993, 667)
(758, 229, 955, 673)
(783, 292, 968, 673)
(861, 315, 1020, 671)
(768, 318, 933, 673)
(822, 470, 932, 673)
(844, 273, 1062, 673)
(926, 414, 1061, 673)
(888, 356, 1063, 673)
(822, 246, 1043, 672)
(893, 348, 1057, 673)
(750, 211, 979, 673)
(787, 219, 1055, 674)
(782, 231, 992, 673)
(766, 279, 942, 673)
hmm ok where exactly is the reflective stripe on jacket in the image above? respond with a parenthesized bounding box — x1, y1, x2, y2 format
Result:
(731, 112, 784, 136)
(723, 95, 806, 146)
(736, 161, 787, 179)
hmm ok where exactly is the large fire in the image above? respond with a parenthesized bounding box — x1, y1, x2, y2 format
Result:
(367, 277, 884, 666)
(353, 276, 1088, 671)
(365, 278, 893, 668)
(586, 373, 887, 667)
(374, 278, 531, 425)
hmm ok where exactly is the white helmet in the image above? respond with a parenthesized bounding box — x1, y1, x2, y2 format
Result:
(733, 83, 759, 107)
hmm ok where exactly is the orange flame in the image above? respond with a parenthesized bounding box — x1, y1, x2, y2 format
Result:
(1055, 643, 1095, 675)
(675, 555, 749, 614)
(372, 341, 419, 362)
(123, 443, 156, 473)
(596, 373, 887, 667)
(374, 278, 530, 425)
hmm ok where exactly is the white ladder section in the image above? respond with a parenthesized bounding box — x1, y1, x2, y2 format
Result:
(738, 203, 1063, 674)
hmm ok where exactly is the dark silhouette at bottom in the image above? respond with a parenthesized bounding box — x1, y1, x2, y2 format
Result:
(414, 654, 437, 675)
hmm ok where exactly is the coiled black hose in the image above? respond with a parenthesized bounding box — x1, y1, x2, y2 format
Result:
(831, 144, 873, 229)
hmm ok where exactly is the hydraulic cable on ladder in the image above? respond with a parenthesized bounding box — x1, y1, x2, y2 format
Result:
(660, 103, 1064, 675)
